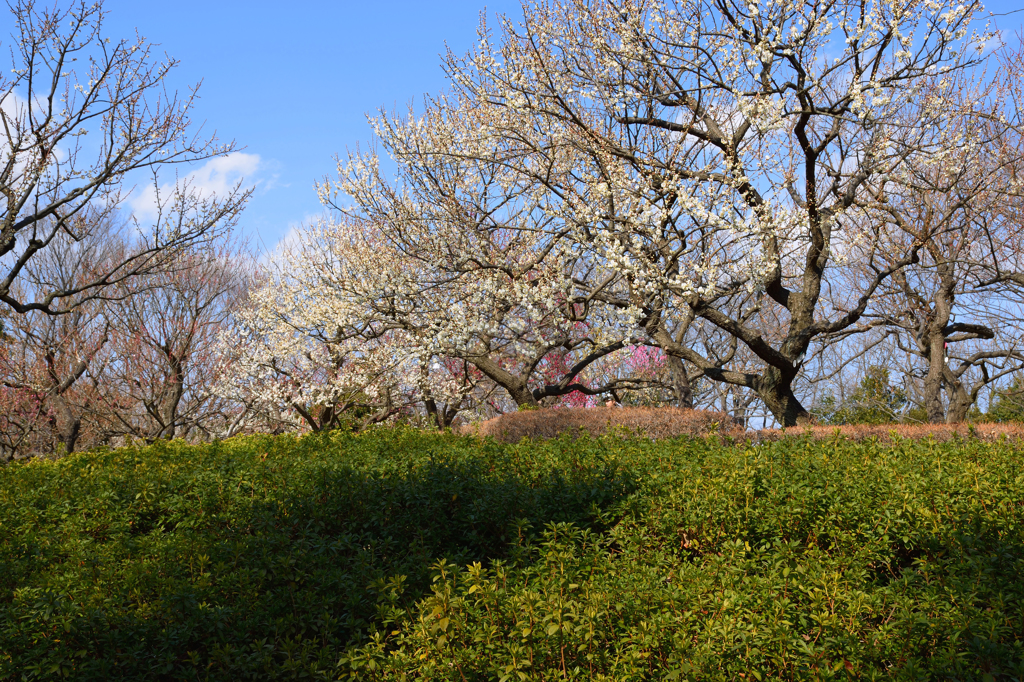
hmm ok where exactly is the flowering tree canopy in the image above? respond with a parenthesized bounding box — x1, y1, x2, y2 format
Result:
(418, 0, 1005, 425)
(218, 0, 1024, 429)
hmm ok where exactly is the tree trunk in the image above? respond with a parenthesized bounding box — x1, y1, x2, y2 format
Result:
(945, 392, 972, 424)
(151, 347, 185, 439)
(470, 356, 541, 409)
(424, 397, 459, 429)
(42, 332, 106, 455)
(755, 368, 811, 427)
(50, 395, 81, 455)
(510, 385, 541, 409)
(943, 364, 973, 424)
(732, 389, 756, 430)
(923, 335, 947, 424)
(666, 354, 694, 409)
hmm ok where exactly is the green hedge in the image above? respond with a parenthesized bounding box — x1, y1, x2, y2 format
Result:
(1, 429, 1023, 680)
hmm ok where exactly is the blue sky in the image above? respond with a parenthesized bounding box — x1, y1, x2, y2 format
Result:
(98, 0, 1023, 255)
(103, 0, 523, 254)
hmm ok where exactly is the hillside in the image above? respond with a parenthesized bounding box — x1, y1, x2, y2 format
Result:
(2, 429, 1023, 680)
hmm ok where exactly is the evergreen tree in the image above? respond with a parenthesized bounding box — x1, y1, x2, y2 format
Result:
(813, 367, 907, 425)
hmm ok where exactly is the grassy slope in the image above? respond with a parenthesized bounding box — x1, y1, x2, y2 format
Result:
(1, 429, 1022, 680)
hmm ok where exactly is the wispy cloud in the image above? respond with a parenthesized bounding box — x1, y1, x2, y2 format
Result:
(1, 90, 71, 174)
(129, 152, 262, 221)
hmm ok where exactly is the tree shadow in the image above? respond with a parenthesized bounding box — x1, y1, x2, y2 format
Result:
(45, 449, 637, 679)
(866, 526, 1024, 678)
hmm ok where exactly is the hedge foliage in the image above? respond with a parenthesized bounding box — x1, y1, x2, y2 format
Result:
(1, 429, 1023, 680)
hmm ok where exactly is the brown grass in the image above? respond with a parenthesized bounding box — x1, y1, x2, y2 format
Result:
(460, 407, 1024, 444)
(459, 407, 744, 443)
(748, 422, 1024, 444)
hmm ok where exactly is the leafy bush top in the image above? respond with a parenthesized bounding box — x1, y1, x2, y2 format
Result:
(2, 429, 1023, 680)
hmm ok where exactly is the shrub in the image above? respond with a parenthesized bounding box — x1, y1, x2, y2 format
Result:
(983, 380, 1024, 423)
(2, 429, 1024, 680)
(341, 433, 1024, 681)
(0, 429, 636, 680)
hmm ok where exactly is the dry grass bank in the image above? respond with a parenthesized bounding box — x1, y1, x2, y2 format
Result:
(459, 406, 743, 443)
(750, 422, 1024, 443)
(460, 407, 1024, 444)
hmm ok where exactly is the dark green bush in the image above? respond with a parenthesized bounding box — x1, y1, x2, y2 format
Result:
(0, 429, 634, 680)
(811, 366, 908, 425)
(2, 428, 1023, 680)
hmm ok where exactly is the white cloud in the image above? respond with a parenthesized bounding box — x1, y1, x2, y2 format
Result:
(1, 90, 71, 178)
(1, 90, 28, 135)
(129, 152, 262, 221)
(0, 92, 29, 181)
(977, 28, 1013, 56)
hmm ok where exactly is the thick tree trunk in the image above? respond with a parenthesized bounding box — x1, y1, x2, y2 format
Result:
(470, 356, 541, 409)
(945, 391, 972, 424)
(666, 355, 694, 409)
(50, 395, 81, 455)
(943, 363, 974, 424)
(154, 349, 185, 439)
(920, 263, 957, 424)
(923, 337, 947, 424)
(509, 385, 541, 409)
(755, 368, 811, 427)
